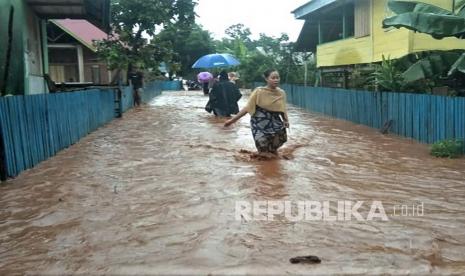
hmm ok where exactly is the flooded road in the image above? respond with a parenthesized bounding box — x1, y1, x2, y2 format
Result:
(1, 91, 464, 275)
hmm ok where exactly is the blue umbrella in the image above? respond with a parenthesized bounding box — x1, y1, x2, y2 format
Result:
(192, 53, 240, 68)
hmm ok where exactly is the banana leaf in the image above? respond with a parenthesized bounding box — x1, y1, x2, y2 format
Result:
(457, 0, 465, 16)
(383, 1, 465, 39)
(382, 1, 465, 84)
(401, 52, 462, 82)
(386, 0, 452, 15)
(448, 52, 465, 75)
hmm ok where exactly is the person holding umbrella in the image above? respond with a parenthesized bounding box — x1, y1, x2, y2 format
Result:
(197, 71, 213, 95)
(192, 53, 241, 95)
(224, 69, 289, 156)
(205, 70, 242, 117)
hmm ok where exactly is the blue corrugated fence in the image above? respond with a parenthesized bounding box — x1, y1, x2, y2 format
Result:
(255, 83, 465, 150)
(0, 80, 179, 180)
(0, 90, 115, 177)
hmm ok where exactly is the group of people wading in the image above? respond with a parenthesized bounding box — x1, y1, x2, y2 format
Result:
(205, 69, 289, 156)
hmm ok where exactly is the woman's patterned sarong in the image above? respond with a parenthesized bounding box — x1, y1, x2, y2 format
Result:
(251, 106, 287, 153)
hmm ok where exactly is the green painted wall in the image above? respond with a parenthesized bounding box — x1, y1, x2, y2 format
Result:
(0, 0, 27, 95)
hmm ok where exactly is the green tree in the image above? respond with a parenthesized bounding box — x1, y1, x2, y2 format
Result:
(234, 31, 314, 86)
(157, 23, 215, 79)
(225, 24, 253, 46)
(96, 0, 197, 82)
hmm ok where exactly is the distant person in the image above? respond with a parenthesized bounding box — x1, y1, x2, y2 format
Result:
(129, 66, 144, 106)
(224, 69, 289, 155)
(207, 74, 218, 93)
(202, 82, 209, 95)
(197, 72, 213, 95)
(205, 70, 242, 117)
(228, 72, 240, 84)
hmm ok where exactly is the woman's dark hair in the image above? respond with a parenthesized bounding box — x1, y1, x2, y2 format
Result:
(263, 68, 278, 78)
(219, 70, 229, 81)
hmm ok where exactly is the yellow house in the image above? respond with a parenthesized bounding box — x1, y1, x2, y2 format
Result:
(293, 0, 465, 86)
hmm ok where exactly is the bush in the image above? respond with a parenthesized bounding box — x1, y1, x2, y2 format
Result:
(371, 55, 407, 92)
(431, 139, 464, 158)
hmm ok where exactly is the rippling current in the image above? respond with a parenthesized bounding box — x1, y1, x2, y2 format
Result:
(0, 91, 464, 275)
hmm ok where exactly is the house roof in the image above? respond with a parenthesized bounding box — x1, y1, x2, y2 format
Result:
(51, 19, 108, 52)
(294, 20, 319, 52)
(292, 0, 342, 52)
(292, 0, 338, 19)
(26, 0, 111, 32)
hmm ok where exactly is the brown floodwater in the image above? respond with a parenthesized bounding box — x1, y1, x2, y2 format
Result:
(1, 91, 464, 275)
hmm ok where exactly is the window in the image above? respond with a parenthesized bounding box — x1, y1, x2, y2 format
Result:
(355, 0, 371, 37)
(91, 65, 100, 84)
(318, 2, 355, 44)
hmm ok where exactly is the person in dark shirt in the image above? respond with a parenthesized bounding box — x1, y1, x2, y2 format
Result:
(129, 67, 144, 106)
(205, 70, 242, 117)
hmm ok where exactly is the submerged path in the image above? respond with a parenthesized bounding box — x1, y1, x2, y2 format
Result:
(1, 91, 464, 274)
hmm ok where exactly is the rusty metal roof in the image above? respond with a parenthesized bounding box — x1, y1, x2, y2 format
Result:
(51, 19, 108, 52)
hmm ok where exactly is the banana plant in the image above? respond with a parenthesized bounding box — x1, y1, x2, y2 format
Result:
(399, 50, 465, 82)
(383, 0, 465, 84)
(383, 0, 465, 39)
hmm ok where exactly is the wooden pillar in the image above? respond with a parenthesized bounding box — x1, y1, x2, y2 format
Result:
(76, 45, 84, 82)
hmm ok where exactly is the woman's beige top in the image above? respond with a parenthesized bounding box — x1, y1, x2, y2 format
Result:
(244, 86, 287, 116)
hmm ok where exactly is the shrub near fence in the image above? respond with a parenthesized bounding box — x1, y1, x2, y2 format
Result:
(255, 83, 465, 152)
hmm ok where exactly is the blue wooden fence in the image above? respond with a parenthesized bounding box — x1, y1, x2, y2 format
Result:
(121, 80, 181, 111)
(0, 89, 115, 178)
(142, 81, 163, 103)
(142, 80, 181, 103)
(160, 80, 182, 91)
(121, 85, 134, 113)
(255, 83, 465, 150)
(0, 80, 179, 180)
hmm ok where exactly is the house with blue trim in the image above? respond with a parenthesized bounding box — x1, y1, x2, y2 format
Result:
(293, 0, 465, 88)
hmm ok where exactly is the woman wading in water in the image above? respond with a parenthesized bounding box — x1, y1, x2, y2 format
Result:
(224, 69, 289, 156)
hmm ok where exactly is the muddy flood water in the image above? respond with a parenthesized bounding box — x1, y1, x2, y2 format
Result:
(1, 91, 464, 275)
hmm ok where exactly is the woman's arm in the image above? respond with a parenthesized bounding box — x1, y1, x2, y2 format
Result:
(281, 91, 289, 128)
(281, 113, 289, 128)
(224, 108, 248, 127)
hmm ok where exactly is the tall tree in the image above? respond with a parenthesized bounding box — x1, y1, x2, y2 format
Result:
(96, 0, 197, 82)
(157, 23, 215, 78)
(225, 24, 253, 45)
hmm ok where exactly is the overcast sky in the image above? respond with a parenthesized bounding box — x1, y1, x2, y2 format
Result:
(195, 0, 309, 42)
